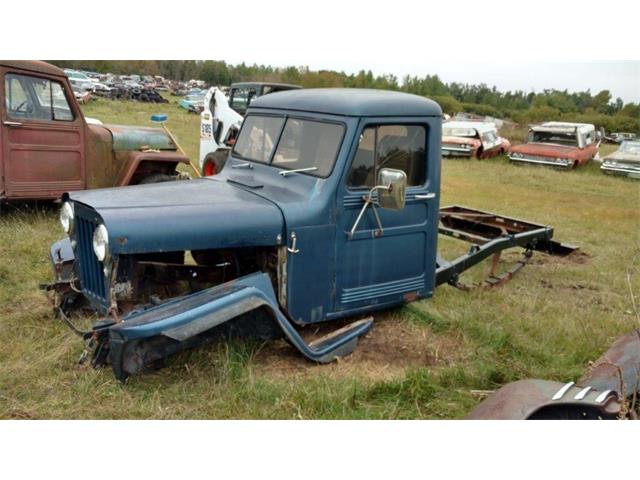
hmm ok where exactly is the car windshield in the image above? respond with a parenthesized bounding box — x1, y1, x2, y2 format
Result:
(232, 115, 344, 177)
(443, 127, 476, 137)
(69, 72, 88, 80)
(619, 141, 640, 154)
(530, 131, 578, 146)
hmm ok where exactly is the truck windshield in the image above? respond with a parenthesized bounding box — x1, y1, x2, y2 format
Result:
(530, 131, 578, 146)
(233, 115, 345, 177)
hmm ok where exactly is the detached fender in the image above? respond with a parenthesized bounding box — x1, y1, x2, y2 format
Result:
(467, 379, 622, 420)
(107, 272, 373, 380)
(116, 150, 190, 186)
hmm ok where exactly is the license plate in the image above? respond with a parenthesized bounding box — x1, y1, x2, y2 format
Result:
(200, 123, 212, 139)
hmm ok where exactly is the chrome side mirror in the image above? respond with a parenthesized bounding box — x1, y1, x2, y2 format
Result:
(377, 168, 407, 210)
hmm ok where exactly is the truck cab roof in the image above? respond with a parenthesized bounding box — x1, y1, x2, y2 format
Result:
(0, 60, 67, 78)
(249, 88, 442, 117)
(231, 81, 301, 90)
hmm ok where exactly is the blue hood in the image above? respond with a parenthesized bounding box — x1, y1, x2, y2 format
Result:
(68, 178, 284, 254)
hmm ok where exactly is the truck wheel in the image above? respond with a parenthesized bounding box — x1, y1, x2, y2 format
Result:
(138, 173, 176, 184)
(203, 150, 230, 176)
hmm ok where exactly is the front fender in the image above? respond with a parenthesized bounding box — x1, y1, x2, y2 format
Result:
(116, 150, 190, 185)
(106, 272, 373, 380)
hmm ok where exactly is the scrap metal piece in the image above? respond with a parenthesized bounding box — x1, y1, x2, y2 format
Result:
(579, 329, 640, 396)
(468, 329, 640, 420)
(467, 379, 621, 420)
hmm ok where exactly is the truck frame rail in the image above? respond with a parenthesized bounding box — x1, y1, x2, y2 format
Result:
(436, 205, 578, 289)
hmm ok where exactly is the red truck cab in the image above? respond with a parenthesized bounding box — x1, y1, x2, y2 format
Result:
(1, 60, 188, 202)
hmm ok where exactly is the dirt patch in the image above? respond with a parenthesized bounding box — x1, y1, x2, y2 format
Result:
(539, 278, 600, 292)
(251, 313, 466, 382)
(529, 250, 592, 266)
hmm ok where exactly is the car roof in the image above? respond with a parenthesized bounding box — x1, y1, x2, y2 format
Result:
(533, 121, 595, 133)
(249, 88, 442, 117)
(443, 120, 496, 133)
(1, 60, 66, 78)
(231, 82, 301, 89)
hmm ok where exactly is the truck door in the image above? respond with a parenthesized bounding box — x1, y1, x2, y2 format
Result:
(1, 70, 84, 199)
(334, 119, 440, 315)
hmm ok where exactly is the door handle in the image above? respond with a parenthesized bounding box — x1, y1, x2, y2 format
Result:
(3, 121, 23, 127)
(414, 193, 436, 200)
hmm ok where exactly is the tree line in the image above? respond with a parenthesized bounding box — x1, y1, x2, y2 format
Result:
(50, 60, 639, 132)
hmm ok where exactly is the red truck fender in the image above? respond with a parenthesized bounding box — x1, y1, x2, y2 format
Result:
(117, 150, 190, 186)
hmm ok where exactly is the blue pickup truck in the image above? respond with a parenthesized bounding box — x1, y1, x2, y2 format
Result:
(46, 89, 575, 380)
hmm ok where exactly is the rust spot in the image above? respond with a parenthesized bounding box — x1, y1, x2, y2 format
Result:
(404, 291, 418, 302)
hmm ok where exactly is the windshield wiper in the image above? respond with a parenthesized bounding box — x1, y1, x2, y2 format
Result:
(279, 167, 318, 177)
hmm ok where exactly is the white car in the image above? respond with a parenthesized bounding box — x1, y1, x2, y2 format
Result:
(64, 69, 93, 92)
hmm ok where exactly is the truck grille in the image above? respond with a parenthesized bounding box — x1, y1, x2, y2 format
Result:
(74, 205, 109, 311)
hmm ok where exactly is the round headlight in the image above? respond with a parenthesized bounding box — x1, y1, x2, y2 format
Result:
(60, 202, 74, 234)
(92, 224, 109, 262)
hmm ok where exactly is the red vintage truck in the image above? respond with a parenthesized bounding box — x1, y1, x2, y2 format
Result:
(0, 61, 189, 203)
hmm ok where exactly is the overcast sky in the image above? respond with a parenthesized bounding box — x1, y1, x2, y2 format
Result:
(8, 0, 639, 103)
(223, 58, 640, 103)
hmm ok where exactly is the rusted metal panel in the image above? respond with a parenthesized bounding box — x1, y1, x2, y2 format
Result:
(115, 150, 189, 186)
(469, 330, 640, 419)
(84, 124, 115, 190)
(1, 64, 86, 200)
(580, 329, 640, 396)
(0, 60, 67, 79)
(467, 379, 622, 420)
(102, 124, 176, 152)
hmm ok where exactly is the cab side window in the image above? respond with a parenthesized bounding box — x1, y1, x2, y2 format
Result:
(347, 125, 426, 188)
(5, 73, 73, 121)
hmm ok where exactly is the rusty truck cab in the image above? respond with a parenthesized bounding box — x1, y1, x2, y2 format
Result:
(1, 60, 189, 203)
(0, 60, 89, 200)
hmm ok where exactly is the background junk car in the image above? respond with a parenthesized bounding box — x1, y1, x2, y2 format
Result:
(600, 140, 640, 178)
(0, 61, 190, 203)
(45, 88, 575, 381)
(441, 121, 510, 159)
(508, 121, 600, 169)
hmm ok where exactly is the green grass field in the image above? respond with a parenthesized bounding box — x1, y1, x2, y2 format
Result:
(0, 97, 638, 419)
